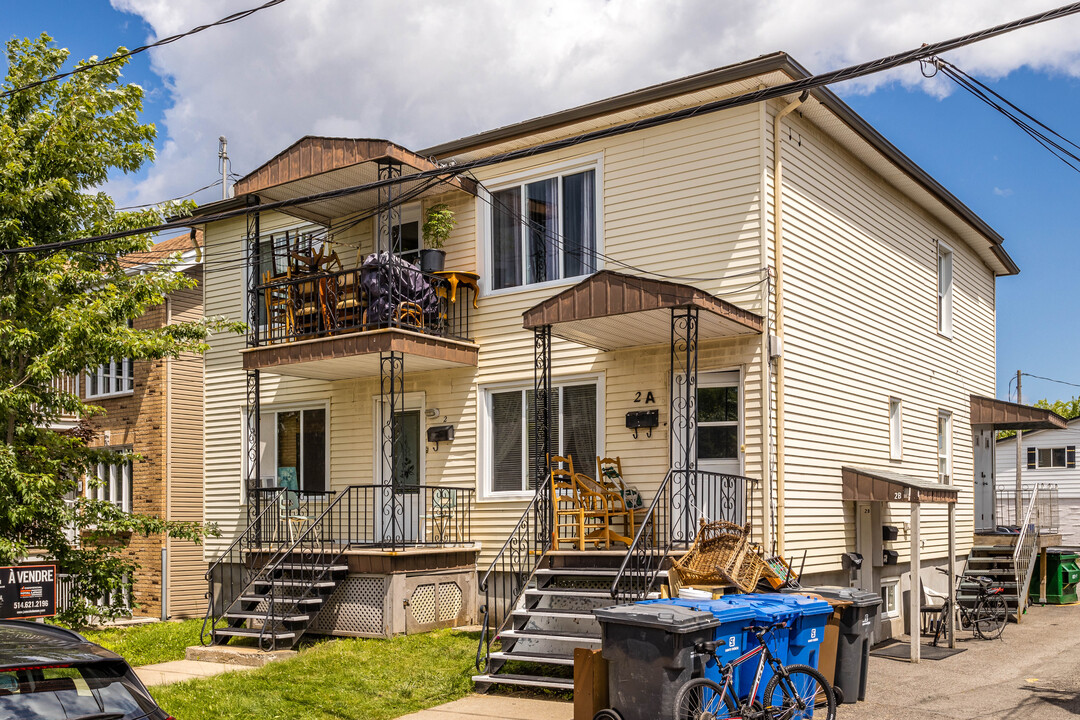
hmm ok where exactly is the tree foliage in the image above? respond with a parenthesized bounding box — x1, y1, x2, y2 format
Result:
(0, 35, 235, 625)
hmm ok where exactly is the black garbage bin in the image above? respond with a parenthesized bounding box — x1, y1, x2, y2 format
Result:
(594, 603, 720, 720)
(799, 586, 881, 704)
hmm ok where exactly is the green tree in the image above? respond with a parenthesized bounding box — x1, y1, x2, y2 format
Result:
(0, 35, 233, 625)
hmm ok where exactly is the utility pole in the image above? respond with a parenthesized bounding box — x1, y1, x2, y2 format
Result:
(218, 136, 229, 200)
(1015, 369, 1024, 525)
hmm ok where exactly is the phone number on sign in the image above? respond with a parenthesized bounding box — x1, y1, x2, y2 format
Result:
(15, 599, 50, 611)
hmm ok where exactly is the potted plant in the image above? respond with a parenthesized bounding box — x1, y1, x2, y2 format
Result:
(420, 203, 455, 273)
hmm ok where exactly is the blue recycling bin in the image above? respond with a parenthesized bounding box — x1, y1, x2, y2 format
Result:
(717, 595, 798, 701)
(639, 598, 756, 685)
(749, 593, 832, 669)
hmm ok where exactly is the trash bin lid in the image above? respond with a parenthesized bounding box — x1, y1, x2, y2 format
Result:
(648, 598, 757, 623)
(803, 585, 883, 608)
(761, 593, 832, 617)
(594, 603, 721, 632)
(722, 594, 799, 622)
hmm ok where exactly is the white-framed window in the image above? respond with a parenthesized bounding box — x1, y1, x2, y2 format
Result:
(889, 398, 903, 461)
(880, 579, 900, 619)
(258, 405, 328, 494)
(485, 158, 601, 293)
(937, 241, 953, 336)
(938, 411, 952, 484)
(1036, 447, 1070, 469)
(482, 378, 601, 496)
(85, 358, 135, 399)
(87, 455, 133, 513)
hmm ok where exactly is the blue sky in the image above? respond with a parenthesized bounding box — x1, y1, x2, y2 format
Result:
(2, 0, 1078, 404)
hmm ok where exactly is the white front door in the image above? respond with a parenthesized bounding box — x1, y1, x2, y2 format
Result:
(375, 396, 425, 544)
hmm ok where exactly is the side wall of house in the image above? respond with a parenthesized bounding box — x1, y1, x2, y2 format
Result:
(764, 100, 997, 583)
(997, 422, 1080, 545)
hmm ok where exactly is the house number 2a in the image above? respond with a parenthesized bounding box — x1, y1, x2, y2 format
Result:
(634, 391, 656, 404)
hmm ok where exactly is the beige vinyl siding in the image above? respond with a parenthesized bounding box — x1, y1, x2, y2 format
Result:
(767, 100, 995, 574)
(165, 269, 208, 617)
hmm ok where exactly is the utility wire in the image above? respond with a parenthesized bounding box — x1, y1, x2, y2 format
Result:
(114, 178, 225, 210)
(0, 0, 288, 100)
(1022, 372, 1080, 391)
(9, 1, 1080, 257)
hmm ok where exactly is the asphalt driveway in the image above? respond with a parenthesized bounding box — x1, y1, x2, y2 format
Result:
(847, 602, 1080, 719)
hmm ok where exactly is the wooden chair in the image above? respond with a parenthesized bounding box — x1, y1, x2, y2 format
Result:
(263, 269, 295, 343)
(551, 455, 586, 550)
(575, 472, 633, 548)
(596, 456, 643, 541)
(394, 301, 425, 330)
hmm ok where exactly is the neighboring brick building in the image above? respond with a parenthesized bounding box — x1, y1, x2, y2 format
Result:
(80, 232, 206, 619)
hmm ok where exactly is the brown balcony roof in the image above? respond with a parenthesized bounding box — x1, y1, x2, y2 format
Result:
(842, 466, 958, 504)
(522, 270, 763, 351)
(969, 395, 1068, 431)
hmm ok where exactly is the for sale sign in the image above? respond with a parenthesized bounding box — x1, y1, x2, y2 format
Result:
(0, 565, 57, 619)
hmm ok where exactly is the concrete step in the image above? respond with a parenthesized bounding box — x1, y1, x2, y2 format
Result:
(472, 672, 574, 690)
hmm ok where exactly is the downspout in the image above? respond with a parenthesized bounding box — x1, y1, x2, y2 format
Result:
(756, 89, 773, 554)
(772, 91, 808, 558)
(163, 294, 173, 621)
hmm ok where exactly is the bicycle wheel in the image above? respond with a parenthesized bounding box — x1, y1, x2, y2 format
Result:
(931, 603, 951, 647)
(673, 677, 737, 720)
(973, 594, 1008, 639)
(763, 664, 836, 720)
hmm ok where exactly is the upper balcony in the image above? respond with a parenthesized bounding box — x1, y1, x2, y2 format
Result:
(233, 137, 480, 380)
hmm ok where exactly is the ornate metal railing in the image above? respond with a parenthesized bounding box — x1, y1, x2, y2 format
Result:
(611, 469, 757, 603)
(995, 483, 1058, 533)
(203, 484, 473, 647)
(254, 255, 473, 346)
(475, 476, 552, 674)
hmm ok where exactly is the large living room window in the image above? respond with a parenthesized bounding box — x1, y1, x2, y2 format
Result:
(485, 381, 599, 495)
(488, 163, 598, 291)
(258, 407, 327, 493)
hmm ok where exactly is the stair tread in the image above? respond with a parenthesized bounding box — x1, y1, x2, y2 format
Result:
(536, 567, 667, 578)
(513, 609, 597, 621)
(239, 595, 324, 605)
(525, 587, 612, 598)
(224, 611, 310, 622)
(213, 627, 296, 640)
(500, 628, 600, 643)
(253, 579, 337, 588)
(273, 563, 348, 573)
(490, 650, 575, 665)
(472, 673, 574, 690)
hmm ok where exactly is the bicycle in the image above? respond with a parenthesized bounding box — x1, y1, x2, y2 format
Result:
(672, 621, 836, 720)
(930, 567, 1008, 646)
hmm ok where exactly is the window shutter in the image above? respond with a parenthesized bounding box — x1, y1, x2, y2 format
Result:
(1068, 446, 1076, 469)
(1026, 447, 1036, 470)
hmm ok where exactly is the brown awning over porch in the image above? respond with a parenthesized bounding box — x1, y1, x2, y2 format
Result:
(841, 466, 958, 504)
(521, 270, 764, 351)
(969, 394, 1068, 431)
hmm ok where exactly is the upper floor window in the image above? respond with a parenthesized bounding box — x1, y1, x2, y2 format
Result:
(88, 456, 133, 513)
(938, 411, 952, 484)
(86, 359, 134, 399)
(937, 242, 953, 336)
(889, 397, 903, 461)
(489, 166, 598, 291)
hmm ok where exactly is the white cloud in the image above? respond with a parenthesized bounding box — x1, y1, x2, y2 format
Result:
(993, 187, 1014, 196)
(106, 0, 1080, 207)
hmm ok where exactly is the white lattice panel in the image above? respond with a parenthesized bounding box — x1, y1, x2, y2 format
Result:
(410, 584, 437, 625)
(309, 575, 386, 636)
(437, 582, 462, 622)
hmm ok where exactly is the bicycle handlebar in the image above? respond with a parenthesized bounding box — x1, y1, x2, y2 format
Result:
(743, 620, 788, 634)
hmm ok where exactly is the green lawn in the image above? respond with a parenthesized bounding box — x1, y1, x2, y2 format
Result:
(150, 630, 479, 720)
(77, 619, 204, 667)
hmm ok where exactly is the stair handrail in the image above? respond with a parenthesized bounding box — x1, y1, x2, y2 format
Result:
(1012, 483, 1042, 617)
(611, 469, 757, 603)
(201, 486, 288, 646)
(257, 484, 358, 650)
(475, 475, 552, 673)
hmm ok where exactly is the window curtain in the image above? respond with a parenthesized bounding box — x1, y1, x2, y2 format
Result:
(527, 387, 561, 490)
(562, 384, 597, 472)
(562, 170, 595, 278)
(492, 391, 523, 492)
(526, 178, 559, 284)
(492, 188, 522, 290)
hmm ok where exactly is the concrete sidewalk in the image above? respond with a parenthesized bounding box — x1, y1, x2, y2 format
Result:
(395, 695, 572, 720)
(135, 660, 255, 687)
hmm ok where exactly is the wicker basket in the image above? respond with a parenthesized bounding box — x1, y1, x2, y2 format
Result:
(672, 520, 752, 586)
(719, 549, 770, 593)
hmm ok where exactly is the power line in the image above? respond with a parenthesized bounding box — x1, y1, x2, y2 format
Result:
(1022, 372, 1080, 391)
(0, 0, 287, 100)
(114, 179, 226, 210)
(8, 1, 1080, 258)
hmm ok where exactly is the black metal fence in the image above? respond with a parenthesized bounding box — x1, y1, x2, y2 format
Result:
(610, 469, 757, 603)
(254, 256, 473, 346)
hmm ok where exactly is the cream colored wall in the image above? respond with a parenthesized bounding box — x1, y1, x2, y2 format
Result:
(764, 100, 997, 576)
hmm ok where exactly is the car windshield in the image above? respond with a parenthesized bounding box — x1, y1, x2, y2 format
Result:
(0, 661, 158, 720)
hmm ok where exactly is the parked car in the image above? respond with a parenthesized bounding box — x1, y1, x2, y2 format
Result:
(0, 619, 171, 720)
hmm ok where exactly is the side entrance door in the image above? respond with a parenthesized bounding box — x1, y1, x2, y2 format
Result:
(375, 398, 424, 544)
(679, 371, 745, 528)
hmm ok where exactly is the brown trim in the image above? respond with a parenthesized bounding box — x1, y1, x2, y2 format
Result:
(241, 328, 478, 372)
(969, 394, 1068, 431)
(842, 466, 957, 504)
(521, 270, 763, 333)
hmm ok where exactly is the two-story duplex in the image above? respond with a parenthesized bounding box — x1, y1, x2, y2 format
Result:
(188, 52, 1051, 679)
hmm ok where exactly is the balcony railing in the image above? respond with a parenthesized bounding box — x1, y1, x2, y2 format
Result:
(254, 253, 473, 347)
